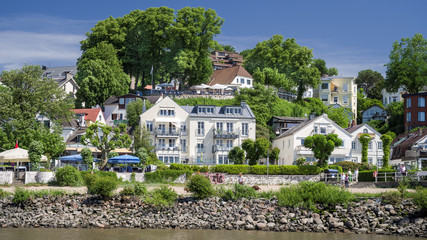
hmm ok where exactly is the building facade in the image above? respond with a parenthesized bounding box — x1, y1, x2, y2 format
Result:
(403, 92, 427, 132)
(314, 76, 357, 120)
(382, 87, 405, 108)
(208, 65, 253, 89)
(140, 97, 256, 165)
(272, 114, 384, 166)
(103, 94, 146, 127)
(361, 105, 387, 123)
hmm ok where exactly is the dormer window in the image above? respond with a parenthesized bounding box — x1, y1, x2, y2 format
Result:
(225, 107, 242, 114)
(159, 109, 174, 116)
(198, 106, 215, 114)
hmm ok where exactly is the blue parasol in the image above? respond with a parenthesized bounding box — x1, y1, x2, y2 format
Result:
(108, 154, 140, 164)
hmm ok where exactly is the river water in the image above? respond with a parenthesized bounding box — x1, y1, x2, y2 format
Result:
(0, 229, 419, 240)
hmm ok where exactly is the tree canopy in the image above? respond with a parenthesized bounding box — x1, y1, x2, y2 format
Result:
(244, 34, 321, 100)
(355, 69, 384, 100)
(303, 134, 342, 167)
(385, 33, 427, 93)
(126, 98, 153, 128)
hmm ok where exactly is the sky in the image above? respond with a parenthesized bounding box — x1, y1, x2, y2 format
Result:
(0, 0, 426, 77)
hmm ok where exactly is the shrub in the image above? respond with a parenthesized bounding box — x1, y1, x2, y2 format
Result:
(211, 164, 320, 175)
(120, 187, 135, 196)
(276, 181, 354, 209)
(358, 169, 396, 182)
(186, 174, 215, 199)
(296, 157, 306, 166)
(81, 171, 118, 183)
(412, 187, 427, 212)
(211, 165, 250, 174)
(169, 164, 209, 172)
(220, 183, 257, 200)
(144, 169, 192, 183)
(12, 187, 32, 205)
(0, 189, 10, 198)
(55, 166, 82, 186)
(359, 162, 374, 171)
(85, 175, 118, 199)
(144, 186, 178, 208)
(381, 191, 401, 205)
(133, 182, 148, 196)
(333, 161, 360, 172)
(32, 189, 65, 198)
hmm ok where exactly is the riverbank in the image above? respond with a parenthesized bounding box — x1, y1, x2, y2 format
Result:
(0, 194, 425, 238)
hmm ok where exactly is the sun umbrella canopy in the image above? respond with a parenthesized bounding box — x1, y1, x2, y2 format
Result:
(108, 154, 140, 164)
(0, 147, 47, 163)
(59, 154, 99, 163)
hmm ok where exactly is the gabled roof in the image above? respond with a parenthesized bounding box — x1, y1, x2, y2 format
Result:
(71, 108, 102, 122)
(345, 123, 382, 136)
(43, 66, 77, 78)
(208, 65, 252, 86)
(103, 94, 144, 105)
(345, 124, 363, 133)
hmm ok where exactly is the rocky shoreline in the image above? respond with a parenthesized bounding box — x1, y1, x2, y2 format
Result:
(0, 196, 425, 238)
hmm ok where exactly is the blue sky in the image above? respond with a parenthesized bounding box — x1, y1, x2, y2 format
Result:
(0, 0, 426, 77)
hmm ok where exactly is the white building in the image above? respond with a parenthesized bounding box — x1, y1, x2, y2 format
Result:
(42, 66, 79, 98)
(103, 94, 146, 127)
(207, 65, 253, 89)
(140, 97, 256, 165)
(272, 114, 384, 166)
(382, 87, 405, 107)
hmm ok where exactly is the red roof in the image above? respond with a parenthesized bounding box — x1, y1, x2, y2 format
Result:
(208, 65, 252, 86)
(71, 108, 102, 122)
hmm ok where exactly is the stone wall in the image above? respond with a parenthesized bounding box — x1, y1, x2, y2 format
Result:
(0, 196, 424, 238)
(116, 173, 145, 182)
(25, 172, 55, 184)
(0, 172, 13, 185)
(224, 174, 320, 185)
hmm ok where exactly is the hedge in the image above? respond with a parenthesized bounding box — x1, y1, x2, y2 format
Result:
(169, 164, 209, 172)
(81, 171, 117, 184)
(358, 169, 396, 182)
(211, 164, 320, 175)
(144, 169, 193, 183)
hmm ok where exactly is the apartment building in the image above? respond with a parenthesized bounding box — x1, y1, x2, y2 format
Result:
(314, 76, 357, 120)
(403, 92, 427, 132)
(272, 114, 384, 166)
(139, 97, 256, 165)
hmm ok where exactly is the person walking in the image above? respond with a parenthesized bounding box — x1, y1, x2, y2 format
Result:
(345, 173, 349, 188)
(341, 173, 345, 188)
(348, 168, 352, 182)
(238, 172, 244, 185)
(354, 168, 359, 182)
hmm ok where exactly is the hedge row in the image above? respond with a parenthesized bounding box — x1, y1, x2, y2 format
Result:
(80, 171, 118, 183)
(144, 169, 193, 183)
(169, 164, 209, 173)
(358, 169, 396, 182)
(211, 165, 320, 175)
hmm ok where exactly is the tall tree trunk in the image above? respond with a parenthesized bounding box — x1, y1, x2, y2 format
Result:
(134, 71, 140, 92)
(141, 72, 145, 90)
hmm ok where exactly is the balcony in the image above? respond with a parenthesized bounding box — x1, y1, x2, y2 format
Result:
(212, 145, 233, 153)
(155, 128, 181, 137)
(213, 129, 239, 139)
(113, 120, 128, 125)
(155, 145, 181, 152)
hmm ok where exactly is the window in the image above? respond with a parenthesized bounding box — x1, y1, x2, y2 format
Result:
(119, 98, 124, 105)
(377, 158, 383, 168)
(197, 122, 204, 135)
(146, 121, 153, 132)
(354, 86, 356, 93)
(300, 138, 305, 145)
(216, 122, 223, 131)
(392, 97, 397, 102)
(378, 142, 383, 150)
(343, 96, 348, 104)
(169, 139, 176, 147)
(247, 79, 251, 85)
(352, 141, 356, 150)
(333, 97, 338, 103)
(240, 78, 244, 84)
(226, 140, 233, 149)
(419, 112, 426, 122)
(159, 109, 174, 116)
(125, 98, 133, 107)
(242, 123, 248, 136)
(343, 83, 348, 91)
(368, 142, 372, 150)
(158, 139, 165, 147)
(368, 157, 373, 164)
(43, 120, 50, 128)
(158, 124, 165, 133)
(226, 122, 233, 133)
(321, 83, 329, 89)
(314, 126, 318, 133)
(181, 122, 187, 133)
(216, 140, 223, 147)
(180, 139, 186, 153)
(363, 129, 368, 133)
(341, 140, 345, 147)
(168, 110, 175, 116)
(418, 97, 425, 107)
(407, 98, 411, 108)
(159, 109, 166, 116)
(197, 143, 204, 153)
(407, 112, 411, 122)
(320, 127, 326, 134)
(321, 95, 328, 102)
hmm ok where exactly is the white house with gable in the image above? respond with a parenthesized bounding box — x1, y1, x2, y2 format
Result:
(272, 114, 384, 166)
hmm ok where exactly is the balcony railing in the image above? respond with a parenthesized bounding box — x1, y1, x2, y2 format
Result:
(213, 129, 239, 139)
(155, 145, 181, 152)
(113, 120, 128, 125)
(212, 145, 233, 153)
(155, 128, 181, 137)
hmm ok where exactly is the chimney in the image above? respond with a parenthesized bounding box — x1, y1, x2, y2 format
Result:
(352, 119, 357, 127)
(241, 101, 247, 108)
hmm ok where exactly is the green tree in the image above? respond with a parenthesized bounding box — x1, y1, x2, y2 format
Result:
(269, 147, 280, 165)
(221, 44, 236, 52)
(303, 134, 342, 167)
(168, 7, 223, 89)
(380, 134, 393, 169)
(132, 125, 158, 165)
(29, 141, 44, 171)
(385, 33, 427, 93)
(327, 67, 338, 76)
(81, 147, 94, 170)
(0, 65, 73, 150)
(76, 42, 130, 107)
(244, 34, 321, 100)
(241, 138, 271, 165)
(135, 147, 149, 166)
(327, 107, 352, 128)
(126, 99, 153, 128)
(252, 67, 294, 91)
(81, 122, 132, 169)
(358, 133, 372, 163)
(386, 102, 404, 135)
(297, 97, 327, 116)
(228, 146, 245, 165)
(313, 58, 328, 76)
(355, 69, 384, 100)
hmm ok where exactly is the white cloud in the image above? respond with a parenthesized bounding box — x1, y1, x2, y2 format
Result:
(0, 31, 84, 71)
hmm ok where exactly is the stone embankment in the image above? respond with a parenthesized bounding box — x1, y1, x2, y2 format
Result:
(0, 196, 425, 238)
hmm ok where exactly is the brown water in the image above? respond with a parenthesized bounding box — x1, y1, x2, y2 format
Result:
(0, 229, 419, 240)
